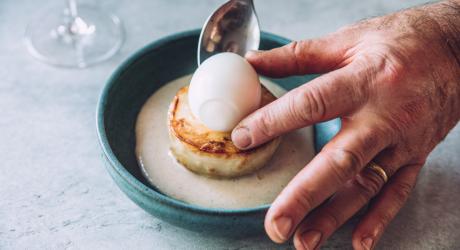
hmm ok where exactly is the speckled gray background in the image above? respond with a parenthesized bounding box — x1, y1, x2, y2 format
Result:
(1, 0, 459, 249)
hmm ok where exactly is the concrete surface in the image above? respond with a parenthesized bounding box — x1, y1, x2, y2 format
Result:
(1, 0, 459, 249)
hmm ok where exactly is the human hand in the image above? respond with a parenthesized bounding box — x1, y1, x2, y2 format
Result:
(231, 1, 460, 249)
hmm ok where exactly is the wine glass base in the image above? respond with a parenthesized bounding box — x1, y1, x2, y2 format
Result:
(24, 4, 124, 68)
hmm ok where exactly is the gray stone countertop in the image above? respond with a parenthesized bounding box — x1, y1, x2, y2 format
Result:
(1, 0, 458, 249)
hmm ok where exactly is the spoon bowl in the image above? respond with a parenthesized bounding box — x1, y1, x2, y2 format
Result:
(198, 0, 260, 65)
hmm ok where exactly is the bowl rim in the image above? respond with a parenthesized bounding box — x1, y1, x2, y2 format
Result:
(96, 29, 295, 215)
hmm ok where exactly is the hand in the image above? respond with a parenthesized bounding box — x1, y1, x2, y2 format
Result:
(231, 1, 460, 249)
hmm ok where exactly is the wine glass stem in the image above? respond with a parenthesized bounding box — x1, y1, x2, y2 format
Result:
(67, 0, 78, 19)
(62, 0, 96, 37)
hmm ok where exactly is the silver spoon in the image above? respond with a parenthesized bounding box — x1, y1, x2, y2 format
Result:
(198, 0, 260, 65)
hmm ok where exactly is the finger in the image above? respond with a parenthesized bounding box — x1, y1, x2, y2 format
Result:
(232, 62, 369, 149)
(264, 122, 392, 243)
(352, 164, 421, 250)
(246, 34, 356, 77)
(291, 148, 403, 250)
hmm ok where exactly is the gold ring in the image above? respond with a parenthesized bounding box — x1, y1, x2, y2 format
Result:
(367, 161, 388, 183)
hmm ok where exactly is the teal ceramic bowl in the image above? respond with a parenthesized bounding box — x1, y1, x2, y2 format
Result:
(97, 29, 340, 237)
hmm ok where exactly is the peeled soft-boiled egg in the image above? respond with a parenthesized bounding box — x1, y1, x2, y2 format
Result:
(188, 52, 261, 131)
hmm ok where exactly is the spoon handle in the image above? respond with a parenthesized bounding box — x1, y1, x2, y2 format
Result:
(237, 0, 254, 7)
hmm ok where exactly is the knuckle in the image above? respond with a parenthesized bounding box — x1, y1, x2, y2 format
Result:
(389, 181, 414, 207)
(368, 45, 406, 85)
(320, 207, 341, 229)
(292, 86, 327, 123)
(288, 40, 311, 72)
(292, 186, 316, 213)
(323, 148, 364, 183)
(353, 171, 384, 201)
(374, 210, 393, 232)
(287, 41, 301, 72)
(295, 40, 313, 58)
(359, 126, 388, 154)
(381, 58, 405, 85)
(353, 54, 377, 82)
(354, 44, 407, 93)
(254, 109, 276, 138)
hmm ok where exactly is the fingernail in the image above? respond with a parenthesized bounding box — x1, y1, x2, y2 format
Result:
(273, 216, 293, 240)
(362, 237, 374, 250)
(232, 127, 252, 148)
(244, 50, 260, 58)
(301, 230, 322, 250)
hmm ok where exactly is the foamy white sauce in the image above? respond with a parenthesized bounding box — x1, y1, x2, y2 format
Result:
(135, 74, 315, 209)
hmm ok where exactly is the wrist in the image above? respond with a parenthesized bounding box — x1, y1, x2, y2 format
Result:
(423, 1, 460, 69)
(425, 1, 460, 121)
(441, 1, 460, 122)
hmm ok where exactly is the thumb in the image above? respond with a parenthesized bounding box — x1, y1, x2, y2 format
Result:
(246, 34, 356, 77)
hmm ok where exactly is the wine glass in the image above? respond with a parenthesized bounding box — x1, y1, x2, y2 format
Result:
(24, 0, 124, 68)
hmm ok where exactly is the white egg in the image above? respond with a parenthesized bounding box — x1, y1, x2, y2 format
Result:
(188, 52, 261, 131)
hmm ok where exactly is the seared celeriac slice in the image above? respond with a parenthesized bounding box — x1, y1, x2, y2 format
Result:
(168, 85, 281, 178)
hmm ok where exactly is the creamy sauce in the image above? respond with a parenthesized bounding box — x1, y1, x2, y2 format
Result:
(135, 75, 315, 209)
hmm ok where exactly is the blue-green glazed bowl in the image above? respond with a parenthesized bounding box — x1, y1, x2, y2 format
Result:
(97, 29, 340, 238)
